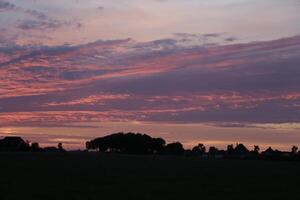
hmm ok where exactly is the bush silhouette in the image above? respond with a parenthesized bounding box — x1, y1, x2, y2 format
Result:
(192, 143, 206, 155)
(165, 142, 184, 155)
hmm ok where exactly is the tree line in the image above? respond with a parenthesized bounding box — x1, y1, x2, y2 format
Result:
(1, 132, 300, 161)
(86, 132, 300, 161)
(0, 136, 65, 152)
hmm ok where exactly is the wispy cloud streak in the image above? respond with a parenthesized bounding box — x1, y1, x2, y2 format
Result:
(0, 35, 300, 126)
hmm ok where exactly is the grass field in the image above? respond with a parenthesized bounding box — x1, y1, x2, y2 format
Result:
(1, 152, 300, 200)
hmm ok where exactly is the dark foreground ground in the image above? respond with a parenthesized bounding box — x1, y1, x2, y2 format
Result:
(1, 153, 300, 200)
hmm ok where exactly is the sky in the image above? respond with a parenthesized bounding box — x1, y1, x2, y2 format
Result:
(1, 0, 300, 150)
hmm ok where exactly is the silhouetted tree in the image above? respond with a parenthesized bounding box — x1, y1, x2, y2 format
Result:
(0, 137, 29, 151)
(291, 146, 298, 155)
(165, 142, 184, 155)
(86, 133, 300, 160)
(31, 142, 41, 152)
(151, 138, 166, 154)
(86, 141, 91, 150)
(192, 143, 206, 155)
(208, 146, 219, 155)
(86, 132, 166, 154)
(227, 144, 234, 155)
(58, 143, 65, 152)
(254, 145, 260, 154)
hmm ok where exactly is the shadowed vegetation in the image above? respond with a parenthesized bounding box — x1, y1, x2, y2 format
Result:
(1, 153, 300, 200)
(1, 133, 300, 199)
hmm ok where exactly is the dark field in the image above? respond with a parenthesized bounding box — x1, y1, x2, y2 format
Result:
(1, 153, 300, 200)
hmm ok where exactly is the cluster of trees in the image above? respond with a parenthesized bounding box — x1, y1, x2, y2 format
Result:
(0, 136, 65, 152)
(86, 132, 179, 154)
(2, 133, 300, 161)
(86, 132, 300, 161)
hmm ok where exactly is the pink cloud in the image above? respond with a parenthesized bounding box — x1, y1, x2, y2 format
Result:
(1, 35, 300, 125)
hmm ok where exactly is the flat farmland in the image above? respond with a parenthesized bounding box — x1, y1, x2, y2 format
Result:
(1, 153, 300, 200)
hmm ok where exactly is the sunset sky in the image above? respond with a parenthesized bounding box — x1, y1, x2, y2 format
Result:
(1, 0, 300, 150)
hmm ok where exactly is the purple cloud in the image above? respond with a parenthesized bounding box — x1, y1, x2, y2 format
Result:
(0, 0, 16, 12)
(25, 9, 48, 20)
(1, 35, 300, 125)
(17, 20, 64, 31)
